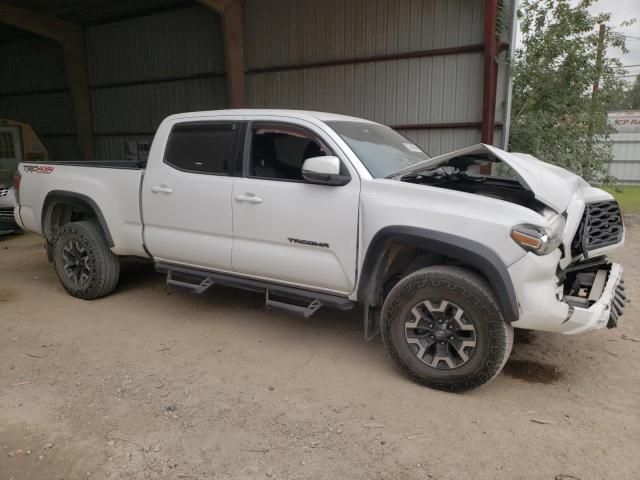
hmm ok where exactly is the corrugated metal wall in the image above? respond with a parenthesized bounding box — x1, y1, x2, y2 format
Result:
(604, 112, 640, 184)
(0, 37, 67, 92)
(244, 0, 511, 155)
(247, 54, 484, 126)
(401, 128, 482, 155)
(245, 0, 484, 67)
(0, 37, 80, 159)
(0, 5, 227, 161)
(607, 132, 640, 184)
(88, 5, 227, 159)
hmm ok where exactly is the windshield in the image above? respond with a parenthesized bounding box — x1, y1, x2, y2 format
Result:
(326, 121, 429, 178)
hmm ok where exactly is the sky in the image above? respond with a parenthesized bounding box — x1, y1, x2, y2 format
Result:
(594, 0, 640, 82)
(515, 0, 640, 83)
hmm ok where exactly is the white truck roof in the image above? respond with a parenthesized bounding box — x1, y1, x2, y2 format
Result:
(164, 109, 378, 124)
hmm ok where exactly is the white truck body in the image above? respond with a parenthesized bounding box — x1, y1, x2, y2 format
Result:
(13, 109, 626, 391)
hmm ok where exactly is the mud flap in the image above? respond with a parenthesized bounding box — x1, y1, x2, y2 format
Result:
(45, 240, 54, 264)
(364, 303, 381, 341)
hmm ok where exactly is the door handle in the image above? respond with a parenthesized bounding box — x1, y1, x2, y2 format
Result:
(234, 193, 263, 204)
(151, 185, 174, 194)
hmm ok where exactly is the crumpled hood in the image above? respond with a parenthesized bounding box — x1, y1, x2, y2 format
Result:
(390, 143, 589, 213)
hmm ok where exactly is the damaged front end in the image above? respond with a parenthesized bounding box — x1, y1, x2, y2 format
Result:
(560, 199, 626, 329)
(390, 143, 628, 335)
(561, 258, 625, 329)
(570, 200, 624, 259)
(509, 247, 625, 335)
(390, 143, 589, 214)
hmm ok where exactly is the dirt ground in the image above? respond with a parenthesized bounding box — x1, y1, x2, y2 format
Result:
(1, 227, 639, 480)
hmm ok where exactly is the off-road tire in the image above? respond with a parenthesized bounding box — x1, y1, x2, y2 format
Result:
(381, 265, 513, 393)
(53, 220, 120, 299)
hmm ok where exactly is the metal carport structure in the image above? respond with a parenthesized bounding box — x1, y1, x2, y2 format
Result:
(0, 0, 517, 161)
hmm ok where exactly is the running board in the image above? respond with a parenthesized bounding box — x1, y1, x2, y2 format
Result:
(166, 269, 214, 293)
(156, 263, 355, 318)
(265, 290, 322, 318)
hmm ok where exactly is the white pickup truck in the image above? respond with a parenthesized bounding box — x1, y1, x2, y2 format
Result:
(14, 109, 626, 392)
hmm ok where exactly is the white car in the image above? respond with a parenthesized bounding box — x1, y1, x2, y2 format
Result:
(13, 109, 626, 392)
(0, 185, 19, 235)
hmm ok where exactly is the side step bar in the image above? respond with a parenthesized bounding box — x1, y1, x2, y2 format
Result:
(156, 263, 355, 318)
(265, 291, 322, 318)
(166, 269, 213, 294)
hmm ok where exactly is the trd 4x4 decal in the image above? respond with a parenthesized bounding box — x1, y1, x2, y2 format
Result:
(23, 165, 54, 174)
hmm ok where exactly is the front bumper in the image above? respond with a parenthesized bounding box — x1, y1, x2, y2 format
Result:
(509, 251, 625, 334)
(562, 262, 624, 334)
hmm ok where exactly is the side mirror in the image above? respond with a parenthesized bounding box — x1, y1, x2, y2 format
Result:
(301, 156, 350, 186)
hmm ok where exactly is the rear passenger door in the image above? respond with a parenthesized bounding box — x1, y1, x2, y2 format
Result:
(231, 120, 360, 294)
(142, 119, 242, 271)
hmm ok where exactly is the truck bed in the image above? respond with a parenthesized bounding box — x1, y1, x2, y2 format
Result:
(17, 161, 147, 257)
(41, 159, 146, 169)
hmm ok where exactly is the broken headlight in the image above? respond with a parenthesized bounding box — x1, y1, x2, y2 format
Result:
(511, 216, 565, 256)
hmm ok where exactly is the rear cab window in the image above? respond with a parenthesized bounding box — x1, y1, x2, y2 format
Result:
(164, 122, 238, 175)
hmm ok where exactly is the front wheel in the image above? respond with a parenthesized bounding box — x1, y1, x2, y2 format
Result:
(381, 265, 513, 393)
(53, 220, 120, 299)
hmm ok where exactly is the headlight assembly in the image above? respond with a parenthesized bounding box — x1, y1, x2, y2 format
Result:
(511, 216, 565, 255)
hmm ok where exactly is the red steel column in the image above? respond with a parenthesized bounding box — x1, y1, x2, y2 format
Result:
(481, 0, 499, 145)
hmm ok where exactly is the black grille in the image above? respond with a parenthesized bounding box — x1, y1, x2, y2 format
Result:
(571, 200, 623, 256)
(0, 207, 13, 217)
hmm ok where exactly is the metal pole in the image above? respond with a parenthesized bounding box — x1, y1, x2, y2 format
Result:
(481, 0, 499, 145)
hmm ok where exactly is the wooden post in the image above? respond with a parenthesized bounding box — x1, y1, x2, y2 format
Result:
(221, 0, 245, 108)
(592, 24, 606, 100)
(588, 24, 606, 148)
(198, 0, 246, 108)
(62, 34, 94, 160)
(0, 2, 94, 159)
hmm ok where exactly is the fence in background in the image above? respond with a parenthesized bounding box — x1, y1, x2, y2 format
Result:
(607, 111, 640, 185)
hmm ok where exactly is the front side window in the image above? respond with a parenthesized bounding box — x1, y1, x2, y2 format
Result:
(326, 121, 429, 178)
(164, 122, 237, 175)
(248, 123, 333, 181)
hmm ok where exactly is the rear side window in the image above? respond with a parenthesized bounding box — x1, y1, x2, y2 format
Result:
(164, 122, 237, 175)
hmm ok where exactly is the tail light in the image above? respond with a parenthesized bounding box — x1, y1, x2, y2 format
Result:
(13, 170, 21, 204)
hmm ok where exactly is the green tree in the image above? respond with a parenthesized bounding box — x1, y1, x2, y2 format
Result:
(630, 76, 640, 109)
(610, 75, 640, 110)
(509, 0, 631, 181)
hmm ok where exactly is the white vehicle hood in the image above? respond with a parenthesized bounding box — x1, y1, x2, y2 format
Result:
(391, 143, 588, 213)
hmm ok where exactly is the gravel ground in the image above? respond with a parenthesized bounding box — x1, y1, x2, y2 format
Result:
(0, 227, 638, 480)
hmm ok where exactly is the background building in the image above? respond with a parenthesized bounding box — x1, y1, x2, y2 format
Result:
(0, 0, 517, 162)
(607, 110, 640, 184)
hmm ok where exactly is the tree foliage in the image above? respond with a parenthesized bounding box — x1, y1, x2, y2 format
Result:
(609, 75, 640, 110)
(509, 0, 631, 181)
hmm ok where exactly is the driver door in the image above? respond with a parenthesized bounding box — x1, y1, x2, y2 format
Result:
(231, 119, 360, 294)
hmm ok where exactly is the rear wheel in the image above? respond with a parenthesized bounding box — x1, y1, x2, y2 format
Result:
(381, 265, 513, 393)
(53, 220, 120, 299)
